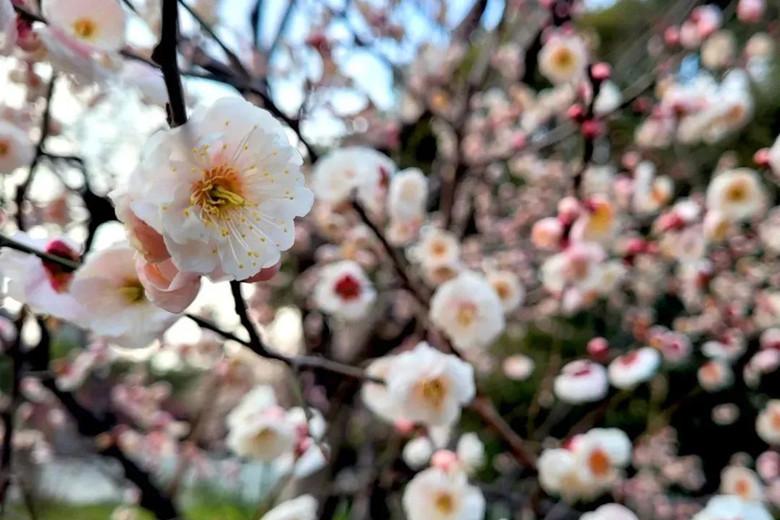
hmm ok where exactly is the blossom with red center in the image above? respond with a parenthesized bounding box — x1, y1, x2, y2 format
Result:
(314, 260, 375, 320)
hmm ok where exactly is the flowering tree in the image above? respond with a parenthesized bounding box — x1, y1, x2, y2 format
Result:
(0, 0, 779, 519)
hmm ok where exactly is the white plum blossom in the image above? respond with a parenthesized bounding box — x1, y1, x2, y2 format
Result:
(0, 121, 34, 174)
(261, 495, 317, 520)
(314, 260, 376, 320)
(538, 428, 632, 501)
(42, 0, 126, 52)
(69, 244, 177, 348)
(538, 32, 588, 85)
(691, 495, 772, 520)
(388, 167, 428, 222)
(384, 342, 475, 427)
(361, 355, 403, 423)
(311, 146, 395, 211)
(706, 168, 766, 222)
(554, 360, 609, 404)
(486, 270, 524, 313)
(225, 386, 296, 461)
(0, 234, 82, 321)
(757, 400, 780, 445)
(122, 96, 313, 281)
(608, 347, 661, 389)
(720, 465, 764, 502)
(402, 467, 485, 520)
(581, 504, 639, 520)
(698, 360, 734, 392)
(429, 271, 505, 351)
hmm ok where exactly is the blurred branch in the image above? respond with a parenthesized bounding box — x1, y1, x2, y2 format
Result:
(350, 201, 431, 307)
(178, 0, 250, 79)
(268, 0, 296, 56)
(14, 76, 57, 229)
(470, 395, 538, 471)
(0, 312, 27, 512)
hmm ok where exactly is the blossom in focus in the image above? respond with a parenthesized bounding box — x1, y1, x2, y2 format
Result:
(691, 495, 772, 520)
(429, 271, 505, 351)
(757, 400, 780, 445)
(0, 233, 82, 321)
(311, 146, 395, 211)
(314, 260, 376, 320)
(261, 495, 317, 520)
(538, 32, 588, 85)
(554, 359, 609, 404)
(69, 244, 176, 348)
(581, 504, 639, 520)
(225, 386, 296, 461)
(402, 467, 485, 520)
(42, 0, 126, 52)
(706, 168, 766, 222)
(0, 121, 34, 174)
(123, 97, 313, 281)
(135, 257, 201, 314)
(384, 342, 475, 427)
(608, 347, 661, 389)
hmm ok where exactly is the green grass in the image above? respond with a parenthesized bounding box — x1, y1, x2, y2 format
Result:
(13, 501, 256, 520)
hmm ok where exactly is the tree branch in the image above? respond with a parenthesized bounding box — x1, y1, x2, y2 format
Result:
(152, 0, 188, 127)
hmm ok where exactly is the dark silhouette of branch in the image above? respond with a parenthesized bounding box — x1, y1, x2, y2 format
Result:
(0, 312, 27, 512)
(14, 76, 57, 229)
(152, 0, 188, 127)
(350, 201, 430, 307)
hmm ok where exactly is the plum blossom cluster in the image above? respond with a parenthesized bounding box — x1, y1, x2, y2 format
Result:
(1, 0, 780, 518)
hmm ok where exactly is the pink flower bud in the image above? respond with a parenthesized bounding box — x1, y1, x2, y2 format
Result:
(591, 62, 611, 81)
(431, 449, 459, 472)
(587, 337, 610, 360)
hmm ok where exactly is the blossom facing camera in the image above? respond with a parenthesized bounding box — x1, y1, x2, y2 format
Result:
(123, 96, 313, 282)
(757, 400, 780, 445)
(429, 271, 505, 351)
(538, 33, 588, 85)
(402, 467, 485, 520)
(225, 386, 297, 461)
(42, 0, 126, 52)
(706, 168, 766, 222)
(384, 342, 475, 427)
(314, 260, 376, 320)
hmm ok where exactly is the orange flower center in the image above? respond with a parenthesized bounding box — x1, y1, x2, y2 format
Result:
(419, 378, 447, 408)
(551, 47, 574, 69)
(587, 448, 611, 477)
(734, 478, 750, 499)
(72, 18, 97, 40)
(190, 164, 246, 221)
(434, 492, 455, 514)
(724, 180, 749, 203)
(0, 140, 8, 157)
(456, 302, 477, 327)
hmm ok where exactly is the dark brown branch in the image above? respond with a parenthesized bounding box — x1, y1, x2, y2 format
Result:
(0, 234, 80, 271)
(14, 76, 56, 229)
(470, 395, 538, 471)
(0, 312, 27, 512)
(188, 308, 381, 384)
(152, 0, 188, 127)
(350, 201, 430, 307)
